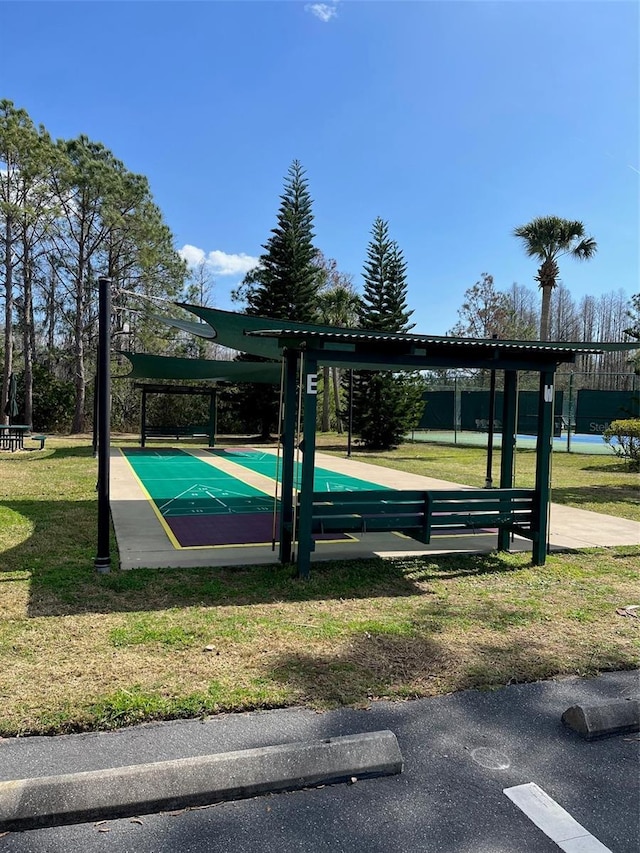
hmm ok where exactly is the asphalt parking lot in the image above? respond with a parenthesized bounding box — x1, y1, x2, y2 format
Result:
(1, 670, 638, 852)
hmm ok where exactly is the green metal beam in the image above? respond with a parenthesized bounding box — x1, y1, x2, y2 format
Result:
(208, 390, 217, 448)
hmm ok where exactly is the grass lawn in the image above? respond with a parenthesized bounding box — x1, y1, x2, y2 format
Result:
(0, 435, 638, 736)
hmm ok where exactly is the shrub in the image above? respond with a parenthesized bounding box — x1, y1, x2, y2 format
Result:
(603, 418, 640, 471)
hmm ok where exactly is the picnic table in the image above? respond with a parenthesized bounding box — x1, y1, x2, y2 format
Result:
(0, 424, 31, 452)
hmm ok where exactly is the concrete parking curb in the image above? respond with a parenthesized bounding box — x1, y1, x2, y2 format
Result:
(561, 699, 640, 740)
(0, 730, 403, 832)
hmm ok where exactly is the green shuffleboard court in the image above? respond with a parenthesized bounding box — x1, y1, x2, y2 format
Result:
(121, 446, 392, 549)
(205, 447, 389, 492)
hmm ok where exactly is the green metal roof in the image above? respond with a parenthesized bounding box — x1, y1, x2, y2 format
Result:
(247, 327, 637, 354)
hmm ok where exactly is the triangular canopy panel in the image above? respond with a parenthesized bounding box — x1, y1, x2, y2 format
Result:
(121, 352, 281, 384)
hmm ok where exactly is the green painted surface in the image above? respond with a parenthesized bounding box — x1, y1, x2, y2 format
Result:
(122, 448, 273, 517)
(206, 448, 390, 493)
(122, 447, 390, 521)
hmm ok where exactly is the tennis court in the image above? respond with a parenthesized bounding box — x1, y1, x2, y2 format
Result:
(407, 430, 620, 454)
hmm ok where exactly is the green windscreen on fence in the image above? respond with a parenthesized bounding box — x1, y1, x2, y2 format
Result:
(418, 390, 455, 429)
(517, 391, 563, 436)
(459, 391, 563, 436)
(574, 390, 639, 435)
(418, 390, 564, 435)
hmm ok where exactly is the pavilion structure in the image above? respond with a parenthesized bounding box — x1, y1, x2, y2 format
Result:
(125, 303, 639, 578)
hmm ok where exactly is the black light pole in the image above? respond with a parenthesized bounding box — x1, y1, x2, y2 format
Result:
(95, 276, 112, 574)
(485, 333, 498, 489)
(92, 370, 99, 457)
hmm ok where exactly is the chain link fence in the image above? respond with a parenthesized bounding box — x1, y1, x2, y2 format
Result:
(409, 372, 638, 454)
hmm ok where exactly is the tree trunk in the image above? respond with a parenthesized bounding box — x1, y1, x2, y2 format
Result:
(1, 216, 13, 426)
(21, 239, 34, 427)
(539, 285, 553, 341)
(45, 258, 56, 370)
(72, 235, 87, 433)
(321, 364, 330, 431)
(332, 366, 343, 433)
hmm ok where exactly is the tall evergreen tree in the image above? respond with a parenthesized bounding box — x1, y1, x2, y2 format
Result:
(353, 217, 423, 450)
(239, 160, 319, 323)
(0, 100, 38, 424)
(234, 160, 320, 438)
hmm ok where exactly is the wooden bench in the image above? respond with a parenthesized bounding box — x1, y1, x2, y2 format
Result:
(298, 488, 536, 545)
(29, 434, 47, 450)
(143, 425, 210, 441)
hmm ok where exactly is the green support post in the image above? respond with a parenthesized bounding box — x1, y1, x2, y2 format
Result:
(208, 389, 217, 448)
(140, 387, 147, 448)
(279, 351, 298, 564)
(533, 369, 555, 565)
(296, 353, 318, 579)
(498, 370, 518, 551)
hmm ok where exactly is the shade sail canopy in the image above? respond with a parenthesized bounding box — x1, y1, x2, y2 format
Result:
(120, 352, 281, 384)
(151, 314, 217, 340)
(143, 302, 640, 375)
(176, 303, 354, 361)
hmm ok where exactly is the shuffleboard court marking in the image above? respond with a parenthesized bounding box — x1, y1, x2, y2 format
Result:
(157, 484, 243, 517)
(185, 448, 279, 498)
(121, 449, 275, 547)
(117, 448, 182, 549)
(504, 783, 612, 852)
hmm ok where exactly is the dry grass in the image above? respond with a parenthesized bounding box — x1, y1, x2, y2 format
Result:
(0, 435, 638, 735)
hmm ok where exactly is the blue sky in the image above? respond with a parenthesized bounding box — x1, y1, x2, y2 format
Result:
(2, 1, 638, 335)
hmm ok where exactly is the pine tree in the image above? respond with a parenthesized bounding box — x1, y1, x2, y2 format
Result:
(235, 161, 320, 438)
(241, 160, 319, 323)
(353, 217, 423, 449)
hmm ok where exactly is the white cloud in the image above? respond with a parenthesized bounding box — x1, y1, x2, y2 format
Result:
(179, 244, 260, 277)
(179, 244, 206, 267)
(206, 250, 260, 277)
(305, 2, 339, 23)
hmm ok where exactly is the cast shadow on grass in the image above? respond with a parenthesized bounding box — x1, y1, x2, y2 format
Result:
(317, 445, 444, 462)
(0, 500, 527, 617)
(266, 624, 637, 710)
(580, 461, 636, 474)
(265, 630, 566, 709)
(27, 552, 523, 618)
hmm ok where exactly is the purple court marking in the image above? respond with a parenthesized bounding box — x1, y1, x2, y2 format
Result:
(167, 512, 276, 547)
(166, 512, 352, 548)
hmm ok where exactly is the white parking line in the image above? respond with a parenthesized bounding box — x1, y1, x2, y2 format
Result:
(504, 783, 612, 852)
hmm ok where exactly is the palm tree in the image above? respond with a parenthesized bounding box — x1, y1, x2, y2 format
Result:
(317, 281, 361, 432)
(513, 216, 597, 341)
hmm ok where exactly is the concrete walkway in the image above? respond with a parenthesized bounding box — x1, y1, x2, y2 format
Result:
(110, 447, 639, 571)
